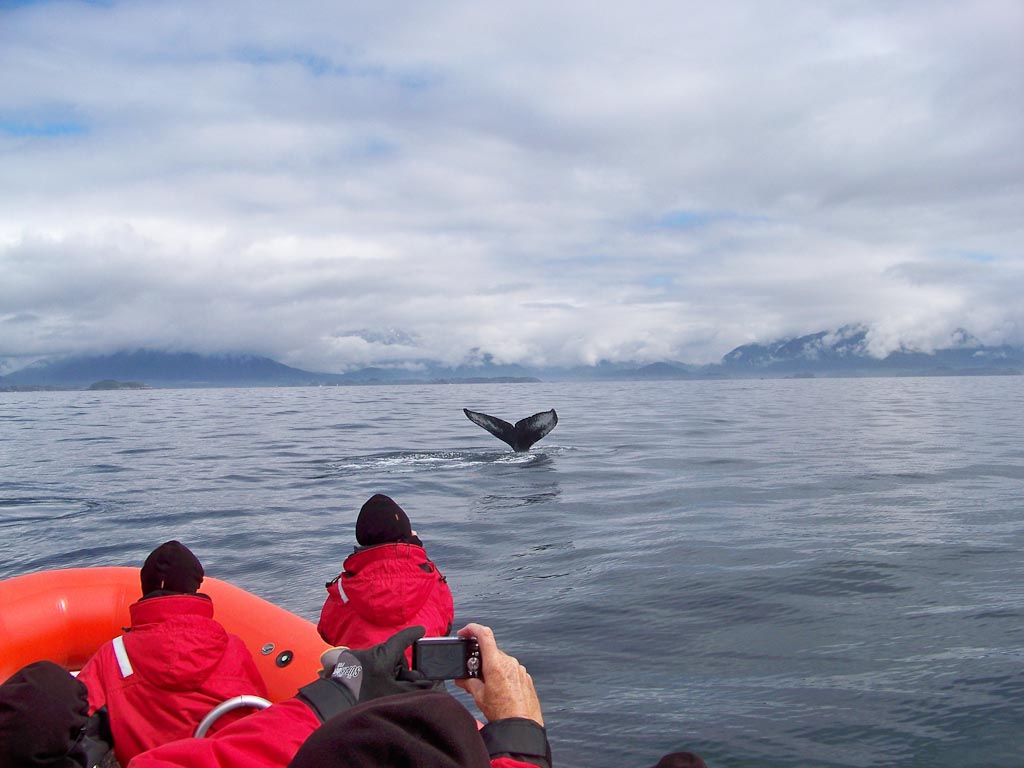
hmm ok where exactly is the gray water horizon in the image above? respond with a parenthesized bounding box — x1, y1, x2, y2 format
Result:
(2, 377, 1022, 767)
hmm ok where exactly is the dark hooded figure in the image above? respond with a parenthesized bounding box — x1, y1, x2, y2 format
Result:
(318, 495, 454, 664)
(0, 660, 112, 768)
(646, 753, 708, 768)
(75, 541, 268, 765)
(288, 690, 492, 768)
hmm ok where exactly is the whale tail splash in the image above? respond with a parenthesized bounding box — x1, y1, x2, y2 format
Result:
(463, 408, 558, 452)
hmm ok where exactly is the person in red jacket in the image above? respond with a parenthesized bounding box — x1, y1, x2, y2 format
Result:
(76, 540, 268, 765)
(317, 494, 454, 663)
(126, 623, 550, 768)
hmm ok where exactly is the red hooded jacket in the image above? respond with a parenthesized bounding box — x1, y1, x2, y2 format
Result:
(76, 593, 268, 765)
(317, 543, 454, 663)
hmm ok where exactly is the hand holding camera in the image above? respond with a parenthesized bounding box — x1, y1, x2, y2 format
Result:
(404, 623, 544, 726)
(451, 622, 544, 727)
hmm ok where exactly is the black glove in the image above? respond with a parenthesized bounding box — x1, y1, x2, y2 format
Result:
(323, 625, 431, 701)
(298, 625, 432, 722)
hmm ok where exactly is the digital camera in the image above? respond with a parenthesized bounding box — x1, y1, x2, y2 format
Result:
(412, 637, 482, 680)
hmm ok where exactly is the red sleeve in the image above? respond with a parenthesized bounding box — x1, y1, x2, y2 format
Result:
(127, 699, 321, 768)
(74, 645, 110, 714)
(316, 581, 349, 645)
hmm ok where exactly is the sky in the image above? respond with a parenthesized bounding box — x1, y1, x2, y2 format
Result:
(1, 0, 1022, 373)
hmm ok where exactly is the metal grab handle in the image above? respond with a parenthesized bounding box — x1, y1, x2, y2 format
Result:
(194, 695, 273, 737)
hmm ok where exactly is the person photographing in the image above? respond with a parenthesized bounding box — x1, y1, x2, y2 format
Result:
(289, 621, 551, 768)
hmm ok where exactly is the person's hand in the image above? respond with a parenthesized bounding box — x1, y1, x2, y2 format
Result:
(321, 625, 432, 703)
(454, 623, 543, 726)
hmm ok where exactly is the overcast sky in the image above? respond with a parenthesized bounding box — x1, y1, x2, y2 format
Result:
(1, 0, 1021, 373)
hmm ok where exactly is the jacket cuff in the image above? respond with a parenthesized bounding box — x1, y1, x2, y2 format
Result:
(480, 718, 551, 768)
(296, 678, 357, 723)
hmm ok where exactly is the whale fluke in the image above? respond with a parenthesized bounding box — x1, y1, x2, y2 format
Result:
(463, 408, 558, 452)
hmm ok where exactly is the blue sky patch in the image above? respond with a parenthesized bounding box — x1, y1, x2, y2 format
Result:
(644, 274, 674, 288)
(657, 210, 716, 229)
(645, 209, 768, 232)
(230, 46, 436, 93)
(398, 72, 440, 91)
(960, 251, 997, 263)
(231, 47, 347, 77)
(0, 119, 88, 137)
(2, 0, 111, 8)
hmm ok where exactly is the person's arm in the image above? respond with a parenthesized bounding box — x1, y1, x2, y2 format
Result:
(130, 627, 432, 768)
(74, 647, 109, 714)
(455, 623, 551, 768)
(316, 575, 350, 644)
(127, 699, 320, 768)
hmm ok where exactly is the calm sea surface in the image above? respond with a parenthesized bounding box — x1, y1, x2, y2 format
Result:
(1, 377, 1022, 767)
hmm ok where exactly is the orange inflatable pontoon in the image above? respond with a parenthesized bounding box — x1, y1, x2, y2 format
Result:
(0, 567, 329, 702)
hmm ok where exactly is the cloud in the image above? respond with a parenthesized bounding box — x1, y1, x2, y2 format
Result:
(1, 0, 1021, 371)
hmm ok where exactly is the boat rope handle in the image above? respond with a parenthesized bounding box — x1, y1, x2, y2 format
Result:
(193, 695, 273, 738)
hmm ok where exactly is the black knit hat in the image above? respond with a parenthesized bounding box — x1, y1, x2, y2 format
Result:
(356, 494, 417, 547)
(0, 661, 90, 768)
(288, 690, 489, 768)
(140, 540, 204, 596)
(647, 753, 708, 768)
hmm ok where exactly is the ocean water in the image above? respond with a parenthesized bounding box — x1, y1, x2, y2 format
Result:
(1, 377, 1022, 767)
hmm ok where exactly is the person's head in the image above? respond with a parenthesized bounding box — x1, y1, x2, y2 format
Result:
(355, 494, 420, 547)
(288, 690, 489, 768)
(140, 540, 204, 597)
(0, 661, 89, 768)
(647, 753, 708, 768)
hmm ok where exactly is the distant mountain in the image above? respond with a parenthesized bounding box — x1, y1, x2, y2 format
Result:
(721, 325, 872, 372)
(1, 350, 343, 388)
(334, 367, 540, 385)
(3, 330, 1021, 390)
(633, 362, 695, 378)
(716, 325, 1024, 376)
(0, 350, 546, 389)
(87, 380, 150, 390)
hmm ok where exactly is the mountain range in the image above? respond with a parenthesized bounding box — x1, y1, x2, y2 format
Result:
(2, 326, 1021, 389)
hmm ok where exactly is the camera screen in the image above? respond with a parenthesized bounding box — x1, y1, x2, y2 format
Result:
(414, 640, 467, 679)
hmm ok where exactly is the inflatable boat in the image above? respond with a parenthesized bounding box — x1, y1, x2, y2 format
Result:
(0, 567, 330, 704)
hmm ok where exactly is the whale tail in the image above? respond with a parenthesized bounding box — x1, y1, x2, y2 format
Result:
(463, 408, 558, 452)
